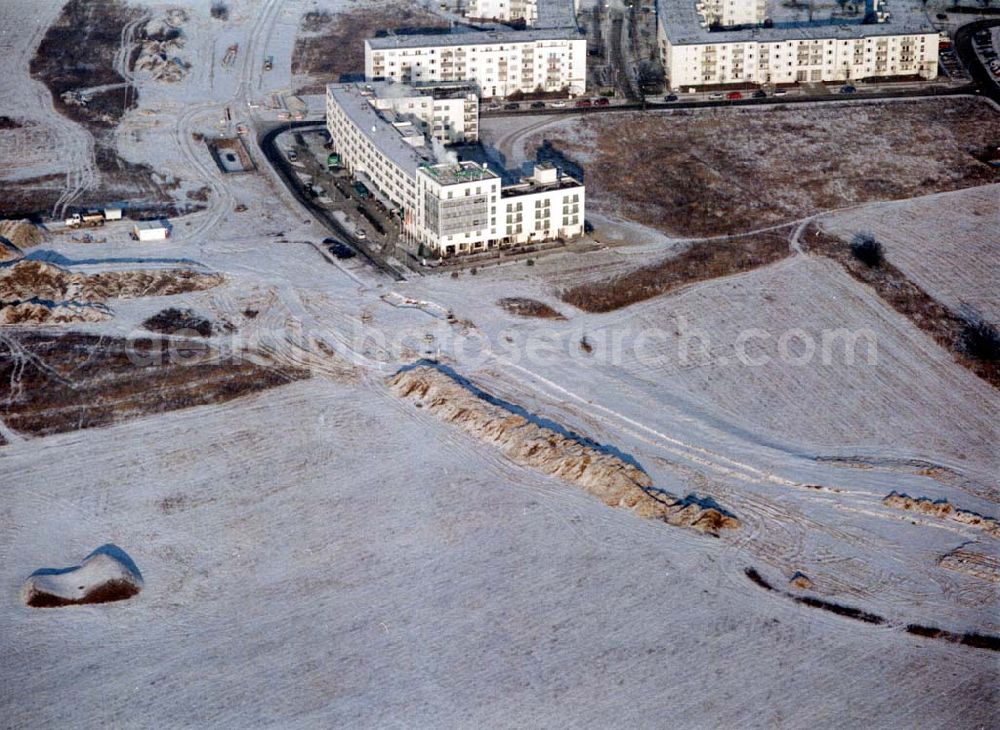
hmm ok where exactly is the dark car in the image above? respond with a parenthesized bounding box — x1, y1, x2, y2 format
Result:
(530, 101, 546, 109)
(840, 84, 857, 94)
(594, 97, 610, 106)
(752, 89, 767, 98)
(936, 12, 947, 19)
(663, 93, 678, 102)
(328, 242, 356, 259)
(575, 98, 592, 108)
(503, 102, 520, 110)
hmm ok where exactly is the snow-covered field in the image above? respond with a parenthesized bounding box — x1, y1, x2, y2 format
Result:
(822, 185, 1000, 323)
(1, 1, 998, 727)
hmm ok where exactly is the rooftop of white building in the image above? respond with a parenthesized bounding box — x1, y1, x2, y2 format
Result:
(418, 161, 499, 186)
(657, 0, 936, 45)
(366, 25, 582, 50)
(328, 83, 435, 176)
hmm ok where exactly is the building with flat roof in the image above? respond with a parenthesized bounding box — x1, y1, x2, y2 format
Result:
(365, 27, 587, 98)
(656, 0, 939, 87)
(327, 82, 585, 257)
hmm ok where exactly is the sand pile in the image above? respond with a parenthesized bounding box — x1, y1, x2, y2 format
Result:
(0, 260, 222, 325)
(134, 13, 191, 82)
(0, 219, 42, 262)
(389, 364, 739, 535)
(23, 544, 143, 608)
(884, 492, 999, 537)
(0, 301, 109, 325)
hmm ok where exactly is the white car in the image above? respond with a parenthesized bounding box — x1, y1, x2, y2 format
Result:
(354, 228, 367, 240)
(708, 92, 724, 100)
(549, 100, 567, 108)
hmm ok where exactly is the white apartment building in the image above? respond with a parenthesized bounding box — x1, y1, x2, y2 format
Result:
(465, 0, 538, 24)
(499, 163, 584, 246)
(699, 0, 766, 28)
(657, 0, 939, 87)
(327, 83, 585, 257)
(366, 80, 480, 142)
(365, 29, 587, 98)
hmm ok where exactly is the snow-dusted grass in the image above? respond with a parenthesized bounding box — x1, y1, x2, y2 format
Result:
(821, 185, 1000, 323)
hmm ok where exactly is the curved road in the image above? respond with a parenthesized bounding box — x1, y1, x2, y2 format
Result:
(953, 19, 1000, 104)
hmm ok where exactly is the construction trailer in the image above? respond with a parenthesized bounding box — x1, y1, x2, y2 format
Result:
(103, 207, 123, 221)
(132, 221, 170, 241)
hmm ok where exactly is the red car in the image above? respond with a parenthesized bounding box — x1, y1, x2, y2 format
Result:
(726, 91, 743, 100)
(575, 99, 593, 108)
(594, 97, 610, 106)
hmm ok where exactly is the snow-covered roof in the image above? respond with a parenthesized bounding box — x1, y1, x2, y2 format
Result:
(657, 0, 936, 46)
(327, 83, 435, 176)
(366, 26, 582, 51)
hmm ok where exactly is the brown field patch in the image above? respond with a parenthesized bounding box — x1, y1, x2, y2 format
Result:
(498, 297, 567, 319)
(532, 99, 998, 238)
(560, 228, 792, 312)
(0, 331, 308, 438)
(292, 2, 448, 93)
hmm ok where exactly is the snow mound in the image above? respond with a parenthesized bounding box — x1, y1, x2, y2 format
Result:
(883, 492, 999, 537)
(389, 363, 740, 535)
(22, 544, 143, 608)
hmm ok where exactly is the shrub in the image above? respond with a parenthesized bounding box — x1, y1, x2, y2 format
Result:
(210, 2, 228, 20)
(850, 233, 883, 267)
(526, 258, 535, 267)
(962, 316, 1000, 361)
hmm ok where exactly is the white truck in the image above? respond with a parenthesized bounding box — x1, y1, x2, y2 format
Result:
(64, 212, 106, 228)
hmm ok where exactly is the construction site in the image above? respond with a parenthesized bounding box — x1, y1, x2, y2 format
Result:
(0, 0, 997, 727)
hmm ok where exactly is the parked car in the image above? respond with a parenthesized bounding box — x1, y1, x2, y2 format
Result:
(726, 91, 743, 100)
(354, 228, 367, 240)
(594, 97, 610, 106)
(530, 101, 546, 109)
(936, 12, 947, 19)
(287, 150, 298, 161)
(487, 102, 502, 110)
(575, 99, 593, 107)
(328, 242, 355, 259)
(752, 89, 767, 98)
(840, 84, 857, 94)
(503, 102, 520, 110)
(708, 92, 724, 100)
(549, 100, 567, 107)
(663, 93, 679, 102)
(773, 88, 788, 96)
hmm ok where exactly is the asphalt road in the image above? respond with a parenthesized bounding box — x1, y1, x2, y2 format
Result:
(953, 19, 1000, 104)
(258, 123, 407, 281)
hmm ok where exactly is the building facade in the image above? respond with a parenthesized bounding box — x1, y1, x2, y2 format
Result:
(365, 30, 587, 98)
(367, 81, 480, 143)
(657, 0, 939, 87)
(465, 0, 539, 24)
(327, 83, 585, 257)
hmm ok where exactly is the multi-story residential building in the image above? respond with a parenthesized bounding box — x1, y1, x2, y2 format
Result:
(699, 0, 766, 28)
(365, 80, 480, 143)
(465, 0, 539, 24)
(657, 0, 939, 87)
(365, 28, 587, 98)
(326, 83, 585, 257)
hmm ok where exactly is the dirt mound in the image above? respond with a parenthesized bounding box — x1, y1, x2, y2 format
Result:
(498, 297, 567, 320)
(0, 259, 222, 303)
(389, 364, 739, 535)
(0, 301, 109, 325)
(884, 492, 999, 537)
(23, 544, 142, 608)
(0, 239, 23, 263)
(0, 219, 43, 251)
(789, 571, 814, 590)
(0, 260, 223, 325)
(142, 308, 220, 337)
